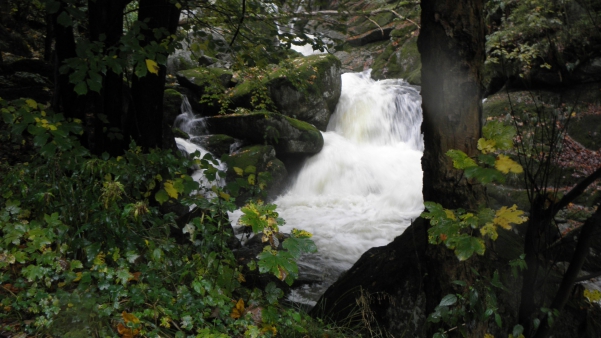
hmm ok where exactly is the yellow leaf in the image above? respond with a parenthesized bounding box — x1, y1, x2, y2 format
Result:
(477, 138, 496, 154)
(261, 324, 277, 335)
(164, 180, 178, 199)
(584, 289, 601, 303)
(41, 111, 46, 116)
(230, 299, 245, 319)
(444, 209, 456, 220)
(247, 173, 255, 185)
(494, 205, 528, 230)
(495, 154, 523, 174)
(73, 272, 82, 282)
(219, 191, 230, 201)
(175, 2, 181, 9)
(484, 334, 495, 338)
(480, 223, 499, 240)
(25, 99, 37, 109)
(145, 59, 160, 75)
(233, 167, 244, 176)
(122, 311, 140, 324)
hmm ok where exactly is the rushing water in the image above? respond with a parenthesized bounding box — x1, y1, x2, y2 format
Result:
(269, 70, 424, 304)
(175, 70, 424, 305)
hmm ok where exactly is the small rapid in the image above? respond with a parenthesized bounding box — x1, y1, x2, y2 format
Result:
(272, 70, 424, 304)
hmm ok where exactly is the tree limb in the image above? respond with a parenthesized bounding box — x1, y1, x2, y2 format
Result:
(552, 166, 601, 217)
(533, 205, 601, 338)
(229, 0, 245, 47)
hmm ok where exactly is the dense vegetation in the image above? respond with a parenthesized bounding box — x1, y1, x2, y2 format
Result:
(1, 0, 600, 337)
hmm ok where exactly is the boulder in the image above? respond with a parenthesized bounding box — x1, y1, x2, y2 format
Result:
(204, 110, 324, 155)
(189, 134, 238, 158)
(230, 54, 342, 131)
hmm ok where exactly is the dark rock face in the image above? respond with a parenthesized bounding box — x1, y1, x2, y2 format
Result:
(204, 111, 324, 155)
(310, 219, 429, 337)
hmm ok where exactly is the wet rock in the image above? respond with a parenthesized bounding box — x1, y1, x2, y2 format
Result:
(189, 134, 237, 158)
(204, 110, 324, 155)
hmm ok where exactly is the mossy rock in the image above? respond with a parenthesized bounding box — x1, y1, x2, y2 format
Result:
(163, 89, 183, 122)
(189, 134, 236, 158)
(204, 110, 324, 155)
(229, 54, 342, 131)
(371, 34, 421, 84)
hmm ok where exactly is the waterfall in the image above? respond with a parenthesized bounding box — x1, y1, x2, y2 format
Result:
(173, 97, 226, 189)
(272, 70, 424, 304)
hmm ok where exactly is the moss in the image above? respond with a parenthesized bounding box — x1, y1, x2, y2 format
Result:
(163, 89, 183, 120)
(372, 36, 421, 83)
(486, 185, 531, 211)
(223, 145, 274, 172)
(172, 127, 190, 139)
(177, 67, 233, 88)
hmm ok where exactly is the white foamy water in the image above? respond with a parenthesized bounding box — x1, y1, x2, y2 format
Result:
(271, 70, 424, 304)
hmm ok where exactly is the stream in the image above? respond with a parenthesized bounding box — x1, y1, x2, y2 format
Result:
(175, 69, 424, 306)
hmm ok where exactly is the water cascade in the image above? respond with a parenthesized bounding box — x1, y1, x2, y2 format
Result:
(175, 71, 424, 305)
(271, 70, 424, 304)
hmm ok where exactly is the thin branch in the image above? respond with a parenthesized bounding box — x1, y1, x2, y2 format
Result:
(552, 166, 601, 216)
(229, 0, 246, 47)
(365, 15, 384, 36)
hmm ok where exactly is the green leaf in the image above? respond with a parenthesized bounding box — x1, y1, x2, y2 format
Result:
(282, 237, 317, 258)
(446, 149, 477, 169)
(478, 153, 497, 166)
(155, 189, 169, 204)
(512, 324, 524, 337)
(439, 294, 457, 307)
(482, 120, 515, 150)
(450, 235, 485, 261)
(74, 82, 88, 95)
(464, 166, 505, 184)
(265, 282, 283, 304)
(56, 11, 73, 27)
(495, 313, 503, 327)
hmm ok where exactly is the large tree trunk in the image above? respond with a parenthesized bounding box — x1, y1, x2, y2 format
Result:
(87, 0, 130, 155)
(418, 0, 486, 210)
(417, 0, 487, 335)
(128, 0, 180, 150)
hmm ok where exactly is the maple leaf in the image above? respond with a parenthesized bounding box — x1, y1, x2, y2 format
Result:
(495, 154, 523, 174)
(494, 205, 528, 230)
(480, 223, 499, 240)
(163, 180, 178, 199)
(477, 138, 496, 154)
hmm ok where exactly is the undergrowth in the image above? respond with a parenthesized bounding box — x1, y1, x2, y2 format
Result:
(0, 98, 357, 337)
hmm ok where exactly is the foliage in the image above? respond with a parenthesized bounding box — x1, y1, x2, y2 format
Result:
(423, 121, 531, 337)
(0, 98, 324, 337)
(485, 0, 601, 78)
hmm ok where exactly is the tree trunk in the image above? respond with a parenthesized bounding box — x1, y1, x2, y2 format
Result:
(86, 0, 129, 155)
(128, 0, 180, 150)
(418, 0, 486, 210)
(418, 0, 487, 335)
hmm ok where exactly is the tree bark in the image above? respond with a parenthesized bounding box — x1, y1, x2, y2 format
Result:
(87, 0, 130, 155)
(418, 0, 487, 335)
(128, 0, 180, 150)
(418, 0, 486, 211)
